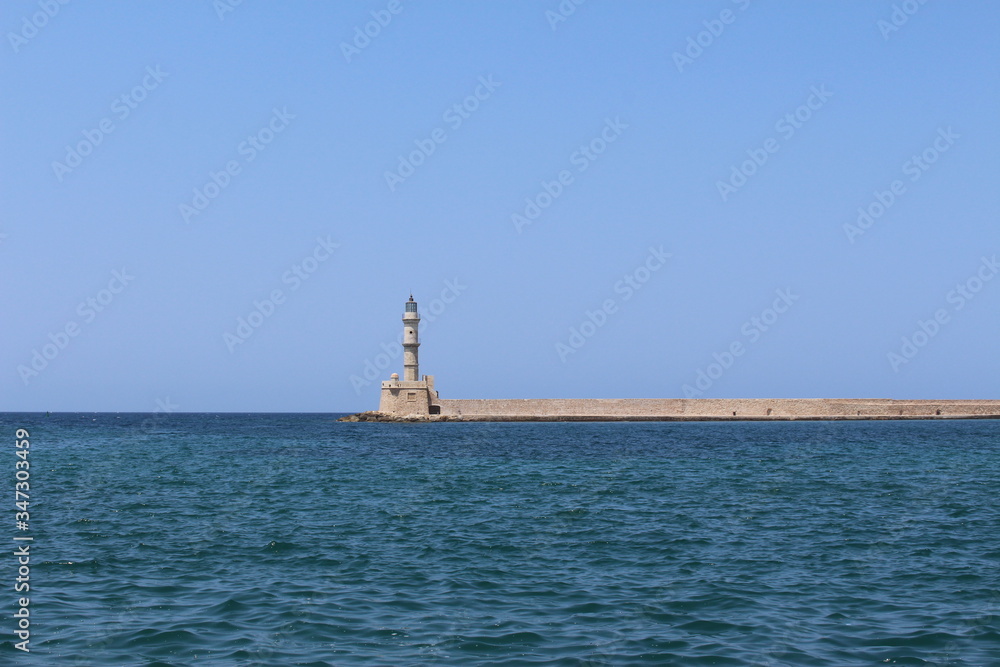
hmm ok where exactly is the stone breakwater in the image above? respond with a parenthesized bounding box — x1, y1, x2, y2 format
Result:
(341, 398, 1000, 422)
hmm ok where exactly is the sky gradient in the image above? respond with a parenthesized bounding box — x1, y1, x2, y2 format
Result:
(2, 0, 998, 412)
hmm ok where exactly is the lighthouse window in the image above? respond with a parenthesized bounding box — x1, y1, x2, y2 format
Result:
(405, 302, 417, 313)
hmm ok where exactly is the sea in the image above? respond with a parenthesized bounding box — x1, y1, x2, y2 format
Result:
(1, 413, 998, 666)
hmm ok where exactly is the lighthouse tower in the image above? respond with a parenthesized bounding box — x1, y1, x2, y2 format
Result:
(379, 295, 439, 416)
(402, 294, 420, 381)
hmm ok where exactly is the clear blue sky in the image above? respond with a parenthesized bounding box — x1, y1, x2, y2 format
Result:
(2, 1, 998, 412)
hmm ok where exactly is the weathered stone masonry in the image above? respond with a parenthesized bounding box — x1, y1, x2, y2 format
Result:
(375, 296, 1000, 421)
(432, 398, 1000, 420)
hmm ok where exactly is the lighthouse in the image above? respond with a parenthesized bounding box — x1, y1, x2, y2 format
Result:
(402, 294, 420, 381)
(379, 295, 439, 416)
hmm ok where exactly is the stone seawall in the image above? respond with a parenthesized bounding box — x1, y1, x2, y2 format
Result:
(433, 398, 1000, 421)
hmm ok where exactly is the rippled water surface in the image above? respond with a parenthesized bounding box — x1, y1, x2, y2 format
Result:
(3, 414, 999, 665)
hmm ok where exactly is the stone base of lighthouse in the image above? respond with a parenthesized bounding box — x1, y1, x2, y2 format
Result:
(378, 375, 441, 418)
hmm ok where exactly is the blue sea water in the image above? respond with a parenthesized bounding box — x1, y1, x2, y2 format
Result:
(1, 413, 999, 665)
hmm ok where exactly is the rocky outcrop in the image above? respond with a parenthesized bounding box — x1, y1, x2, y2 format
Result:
(337, 411, 451, 423)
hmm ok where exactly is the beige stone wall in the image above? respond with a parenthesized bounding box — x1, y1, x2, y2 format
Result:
(378, 381, 431, 416)
(431, 398, 1000, 420)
